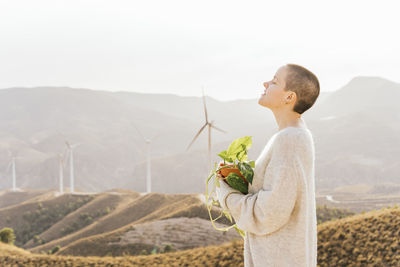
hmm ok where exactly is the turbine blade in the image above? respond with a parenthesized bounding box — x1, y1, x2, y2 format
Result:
(6, 161, 12, 172)
(211, 124, 227, 133)
(150, 131, 161, 142)
(131, 122, 146, 142)
(186, 123, 207, 151)
(202, 86, 208, 123)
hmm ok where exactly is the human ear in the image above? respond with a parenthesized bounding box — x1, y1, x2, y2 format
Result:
(288, 92, 296, 101)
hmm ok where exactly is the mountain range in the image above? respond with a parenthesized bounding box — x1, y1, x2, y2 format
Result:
(0, 75, 399, 193)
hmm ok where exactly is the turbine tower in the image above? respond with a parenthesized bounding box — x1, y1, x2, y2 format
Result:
(131, 123, 161, 194)
(186, 86, 227, 171)
(6, 150, 23, 192)
(65, 141, 81, 194)
(58, 147, 68, 194)
(6, 158, 17, 192)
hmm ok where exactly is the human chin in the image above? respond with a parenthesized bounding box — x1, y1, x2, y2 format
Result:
(258, 96, 268, 107)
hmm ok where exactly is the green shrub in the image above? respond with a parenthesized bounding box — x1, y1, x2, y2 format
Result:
(0, 227, 16, 245)
(51, 245, 61, 254)
(151, 246, 159, 254)
(163, 243, 176, 253)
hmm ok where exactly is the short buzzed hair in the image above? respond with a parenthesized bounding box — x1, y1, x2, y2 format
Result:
(284, 64, 320, 114)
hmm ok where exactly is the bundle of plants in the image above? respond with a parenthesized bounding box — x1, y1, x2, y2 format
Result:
(204, 136, 255, 238)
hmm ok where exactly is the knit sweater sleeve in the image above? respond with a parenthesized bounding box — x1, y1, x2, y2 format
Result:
(216, 131, 308, 236)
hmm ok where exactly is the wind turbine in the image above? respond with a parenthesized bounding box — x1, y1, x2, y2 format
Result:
(186, 86, 227, 171)
(131, 122, 161, 194)
(58, 147, 68, 194)
(65, 141, 81, 194)
(6, 150, 23, 192)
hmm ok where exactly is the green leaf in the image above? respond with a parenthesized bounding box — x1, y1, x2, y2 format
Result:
(217, 150, 235, 163)
(226, 173, 248, 194)
(225, 136, 252, 161)
(236, 150, 247, 162)
(248, 160, 255, 168)
(238, 162, 254, 185)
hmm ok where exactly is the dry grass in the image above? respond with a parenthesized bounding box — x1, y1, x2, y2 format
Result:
(0, 193, 95, 246)
(53, 193, 221, 257)
(316, 206, 400, 266)
(23, 192, 140, 249)
(1, 239, 244, 267)
(29, 192, 141, 253)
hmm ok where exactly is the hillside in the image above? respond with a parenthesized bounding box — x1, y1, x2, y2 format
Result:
(1, 187, 390, 259)
(1, 206, 398, 266)
(55, 216, 239, 257)
(32, 193, 233, 256)
(0, 239, 244, 267)
(317, 206, 399, 266)
(0, 193, 95, 246)
(23, 191, 141, 249)
(1, 189, 235, 255)
(57, 202, 353, 257)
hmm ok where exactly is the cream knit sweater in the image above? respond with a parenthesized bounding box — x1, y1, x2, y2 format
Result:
(216, 126, 317, 267)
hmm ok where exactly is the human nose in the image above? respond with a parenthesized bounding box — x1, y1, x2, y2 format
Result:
(263, 82, 269, 89)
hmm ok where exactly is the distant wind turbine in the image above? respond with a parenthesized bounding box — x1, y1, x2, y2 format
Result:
(131, 122, 161, 194)
(65, 141, 81, 193)
(6, 150, 23, 192)
(58, 147, 68, 194)
(186, 86, 227, 171)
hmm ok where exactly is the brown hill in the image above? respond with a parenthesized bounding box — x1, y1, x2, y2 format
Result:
(23, 191, 140, 249)
(58, 216, 240, 257)
(109, 217, 241, 250)
(4, 188, 357, 258)
(0, 193, 95, 246)
(56, 205, 400, 265)
(1, 239, 243, 267)
(39, 193, 232, 256)
(1, 206, 398, 266)
(316, 206, 399, 266)
(0, 242, 32, 257)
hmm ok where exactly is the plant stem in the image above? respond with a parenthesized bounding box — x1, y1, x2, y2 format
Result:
(205, 167, 238, 232)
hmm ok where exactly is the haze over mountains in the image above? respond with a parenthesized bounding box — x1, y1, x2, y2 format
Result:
(0, 76, 399, 193)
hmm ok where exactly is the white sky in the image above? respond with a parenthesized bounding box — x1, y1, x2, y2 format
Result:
(0, 0, 399, 101)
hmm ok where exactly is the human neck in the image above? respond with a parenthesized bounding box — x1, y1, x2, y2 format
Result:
(272, 109, 306, 131)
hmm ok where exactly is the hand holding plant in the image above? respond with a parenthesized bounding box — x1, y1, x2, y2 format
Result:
(204, 136, 255, 238)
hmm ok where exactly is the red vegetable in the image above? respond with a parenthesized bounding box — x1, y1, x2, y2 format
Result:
(218, 163, 248, 184)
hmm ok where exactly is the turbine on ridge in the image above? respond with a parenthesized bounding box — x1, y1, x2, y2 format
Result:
(186, 86, 227, 171)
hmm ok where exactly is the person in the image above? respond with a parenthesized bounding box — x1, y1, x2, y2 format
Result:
(216, 63, 320, 267)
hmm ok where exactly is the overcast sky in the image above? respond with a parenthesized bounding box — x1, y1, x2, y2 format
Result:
(0, 0, 398, 101)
